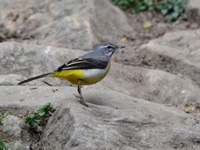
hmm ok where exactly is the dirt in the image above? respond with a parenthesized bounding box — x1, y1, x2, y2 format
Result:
(113, 11, 200, 69)
(0, 23, 34, 43)
(0, 106, 43, 149)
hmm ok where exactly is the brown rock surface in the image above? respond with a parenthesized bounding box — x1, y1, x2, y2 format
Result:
(137, 30, 200, 87)
(1, 86, 200, 150)
(0, 0, 134, 49)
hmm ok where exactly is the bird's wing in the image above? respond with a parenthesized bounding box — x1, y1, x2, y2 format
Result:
(57, 57, 108, 71)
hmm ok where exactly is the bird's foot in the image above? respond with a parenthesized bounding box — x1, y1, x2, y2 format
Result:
(74, 94, 89, 107)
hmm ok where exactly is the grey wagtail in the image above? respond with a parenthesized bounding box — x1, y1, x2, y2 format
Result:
(18, 43, 125, 107)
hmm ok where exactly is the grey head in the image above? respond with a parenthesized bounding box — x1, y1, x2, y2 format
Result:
(93, 43, 125, 57)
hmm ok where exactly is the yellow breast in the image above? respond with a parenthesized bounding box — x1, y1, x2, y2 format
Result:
(50, 61, 110, 85)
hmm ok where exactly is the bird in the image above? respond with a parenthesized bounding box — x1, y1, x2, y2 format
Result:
(18, 43, 125, 107)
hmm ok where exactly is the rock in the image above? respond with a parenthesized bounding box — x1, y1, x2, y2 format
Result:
(0, 114, 29, 149)
(189, 23, 199, 29)
(1, 42, 200, 105)
(1, 0, 200, 149)
(93, 66, 200, 105)
(0, 86, 200, 150)
(157, 22, 168, 32)
(0, 74, 23, 86)
(13, 141, 29, 150)
(0, 42, 85, 86)
(186, 0, 200, 23)
(137, 29, 200, 87)
(0, 115, 24, 138)
(0, 0, 134, 49)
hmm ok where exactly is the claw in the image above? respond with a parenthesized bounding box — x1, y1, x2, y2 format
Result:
(74, 94, 80, 98)
(73, 94, 88, 107)
(79, 100, 89, 107)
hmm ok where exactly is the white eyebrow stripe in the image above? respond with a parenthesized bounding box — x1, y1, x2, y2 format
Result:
(99, 45, 108, 48)
(99, 44, 114, 49)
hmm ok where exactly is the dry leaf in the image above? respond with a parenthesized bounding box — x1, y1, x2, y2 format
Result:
(184, 105, 195, 113)
(118, 37, 127, 43)
(142, 21, 152, 29)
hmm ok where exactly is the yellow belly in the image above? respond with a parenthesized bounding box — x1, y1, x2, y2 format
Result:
(50, 62, 110, 85)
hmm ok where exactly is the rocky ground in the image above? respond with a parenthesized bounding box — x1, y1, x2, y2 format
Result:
(115, 11, 199, 65)
(1, 0, 200, 150)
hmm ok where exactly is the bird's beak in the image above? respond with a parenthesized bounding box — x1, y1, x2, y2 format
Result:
(116, 45, 125, 50)
(119, 45, 125, 49)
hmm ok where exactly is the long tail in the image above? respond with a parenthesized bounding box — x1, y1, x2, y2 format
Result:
(18, 73, 51, 85)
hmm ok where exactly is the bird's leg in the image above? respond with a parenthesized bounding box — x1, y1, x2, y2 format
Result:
(74, 80, 88, 107)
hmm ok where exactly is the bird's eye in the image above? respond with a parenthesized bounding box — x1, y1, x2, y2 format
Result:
(107, 45, 113, 49)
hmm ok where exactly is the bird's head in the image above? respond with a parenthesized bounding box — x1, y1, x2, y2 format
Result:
(94, 43, 125, 57)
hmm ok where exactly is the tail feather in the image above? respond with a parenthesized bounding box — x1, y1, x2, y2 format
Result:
(18, 73, 51, 85)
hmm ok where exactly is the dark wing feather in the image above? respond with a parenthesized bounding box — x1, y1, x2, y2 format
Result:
(57, 58, 107, 71)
